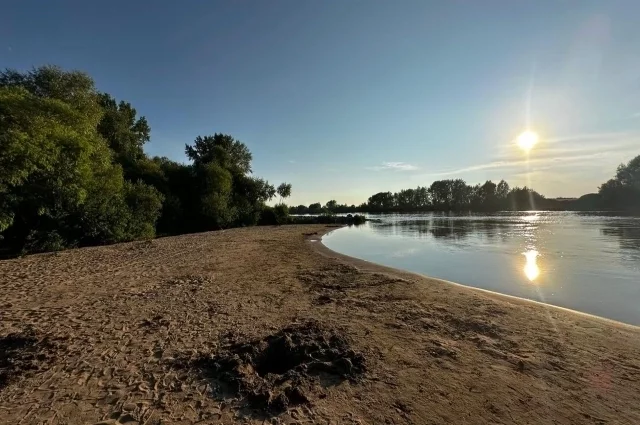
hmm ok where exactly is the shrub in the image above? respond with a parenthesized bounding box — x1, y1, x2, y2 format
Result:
(258, 206, 278, 225)
(274, 204, 289, 224)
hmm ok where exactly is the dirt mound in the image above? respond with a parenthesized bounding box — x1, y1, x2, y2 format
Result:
(0, 329, 58, 390)
(190, 321, 366, 414)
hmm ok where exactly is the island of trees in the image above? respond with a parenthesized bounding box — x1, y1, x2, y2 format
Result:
(1, 65, 638, 256)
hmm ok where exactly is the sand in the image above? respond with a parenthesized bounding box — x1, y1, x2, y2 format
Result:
(1, 225, 639, 424)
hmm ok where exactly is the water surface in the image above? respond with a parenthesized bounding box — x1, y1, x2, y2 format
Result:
(322, 212, 640, 325)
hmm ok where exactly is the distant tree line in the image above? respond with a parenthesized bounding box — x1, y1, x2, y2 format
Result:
(290, 180, 546, 214)
(290, 157, 640, 214)
(0, 66, 290, 256)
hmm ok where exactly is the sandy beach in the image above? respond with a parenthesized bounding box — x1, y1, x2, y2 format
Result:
(1, 224, 639, 424)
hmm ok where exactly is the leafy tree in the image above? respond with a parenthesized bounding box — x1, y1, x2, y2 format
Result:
(232, 175, 276, 226)
(395, 189, 416, 210)
(506, 187, 545, 211)
(308, 203, 322, 214)
(496, 180, 510, 200)
(367, 192, 395, 210)
(97, 93, 150, 172)
(185, 134, 252, 174)
(428, 180, 453, 209)
(325, 200, 338, 212)
(290, 204, 308, 214)
(0, 67, 160, 254)
(197, 163, 235, 229)
(471, 180, 498, 210)
(274, 204, 290, 224)
(277, 182, 292, 204)
(599, 155, 640, 210)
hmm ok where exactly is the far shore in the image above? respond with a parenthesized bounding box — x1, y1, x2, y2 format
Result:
(1, 224, 639, 424)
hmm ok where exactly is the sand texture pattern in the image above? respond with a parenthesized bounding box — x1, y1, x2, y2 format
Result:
(1, 225, 639, 424)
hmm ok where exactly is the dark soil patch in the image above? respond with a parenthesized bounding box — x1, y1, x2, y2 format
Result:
(0, 329, 58, 390)
(188, 321, 366, 415)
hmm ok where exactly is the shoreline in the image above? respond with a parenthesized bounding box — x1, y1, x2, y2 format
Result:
(313, 226, 640, 330)
(1, 224, 639, 424)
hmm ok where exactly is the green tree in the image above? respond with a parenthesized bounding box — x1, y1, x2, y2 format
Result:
(97, 93, 150, 172)
(325, 200, 338, 212)
(599, 155, 640, 210)
(185, 133, 252, 174)
(308, 203, 322, 213)
(367, 192, 395, 210)
(496, 180, 510, 200)
(197, 163, 235, 229)
(0, 67, 161, 254)
(277, 182, 292, 204)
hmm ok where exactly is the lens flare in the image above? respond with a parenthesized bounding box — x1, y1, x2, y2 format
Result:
(523, 250, 540, 282)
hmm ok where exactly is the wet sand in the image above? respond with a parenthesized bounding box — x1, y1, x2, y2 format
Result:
(1, 225, 639, 424)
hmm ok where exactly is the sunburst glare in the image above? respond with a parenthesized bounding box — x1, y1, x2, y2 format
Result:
(517, 130, 539, 152)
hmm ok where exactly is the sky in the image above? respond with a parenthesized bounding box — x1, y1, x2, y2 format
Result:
(2, 1, 640, 205)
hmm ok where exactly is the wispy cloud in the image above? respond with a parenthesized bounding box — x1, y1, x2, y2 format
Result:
(288, 159, 296, 164)
(631, 112, 640, 118)
(367, 161, 419, 171)
(424, 132, 639, 177)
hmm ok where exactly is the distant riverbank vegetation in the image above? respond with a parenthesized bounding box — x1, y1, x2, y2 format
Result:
(290, 157, 640, 215)
(0, 66, 292, 256)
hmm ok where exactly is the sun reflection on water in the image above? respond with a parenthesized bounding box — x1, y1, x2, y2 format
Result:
(523, 250, 540, 282)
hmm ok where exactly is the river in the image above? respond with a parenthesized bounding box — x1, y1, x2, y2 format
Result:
(322, 211, 640, 325)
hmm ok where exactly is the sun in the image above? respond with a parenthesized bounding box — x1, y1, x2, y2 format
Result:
(517, 130, 539, 152)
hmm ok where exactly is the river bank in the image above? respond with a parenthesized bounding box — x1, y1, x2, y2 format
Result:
(1, 225, 639, 424)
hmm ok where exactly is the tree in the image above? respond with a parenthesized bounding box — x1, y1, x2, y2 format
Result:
(0, 65, 283, 255)
(97, 93, 150, 171)
(506, 187, 545, 211)
(277, 182, 292, 204)
(599, 155, 640, 210)
(395, 189, 416, 210)
(429, 181, 453, 209)
(197, 163, 235, 229)
(185, 134, 252, 174)
(0, 67, 162, 254)
(0, 67, 160, 254)
(325, 200, 338, 212)
(496, 180, 510, 200)
(471, 180, 498, 210)
(308, 203, 322, 213)
(367, 192, 395, 210)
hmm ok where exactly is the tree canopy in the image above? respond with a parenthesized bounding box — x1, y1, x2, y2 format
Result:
(599, 155, 640, 210)
(0, 66, 287, 256)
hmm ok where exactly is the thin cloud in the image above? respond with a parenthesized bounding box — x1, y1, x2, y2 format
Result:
(288, 160, 296, 164)
(426, 136, 639, 177)
(367, 162, 419, 171)
(545, 131, 628, 144)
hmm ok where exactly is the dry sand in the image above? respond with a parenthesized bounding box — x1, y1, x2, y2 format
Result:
(1, 225, 639, 424)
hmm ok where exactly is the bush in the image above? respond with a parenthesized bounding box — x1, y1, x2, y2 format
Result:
(274, 204, 289, 224)
(258, 204, 290, 225)
(258, 206, 278, 225)
(288, 214, 367, 225)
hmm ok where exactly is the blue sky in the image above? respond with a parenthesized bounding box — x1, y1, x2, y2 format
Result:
(2, 1, 639, 205)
